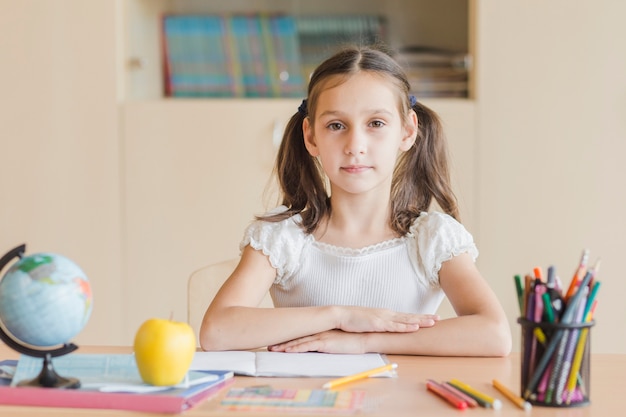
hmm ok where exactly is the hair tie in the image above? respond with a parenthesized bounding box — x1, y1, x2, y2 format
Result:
(298, 99, 308, 116)
(409, 95, 417, 107)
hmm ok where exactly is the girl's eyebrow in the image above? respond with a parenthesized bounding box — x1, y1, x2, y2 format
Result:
(319, 109, 393, 118)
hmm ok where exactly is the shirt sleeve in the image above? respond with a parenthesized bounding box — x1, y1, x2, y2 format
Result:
(410, 211, 479, 286)
(239, 206, 307, 283)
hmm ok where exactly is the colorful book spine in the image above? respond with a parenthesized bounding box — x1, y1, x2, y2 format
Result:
(261, 14, 305, 97)
(162, 15, 240, 97)
(161, 14, 384, 98)
(228, 14, 272, 97)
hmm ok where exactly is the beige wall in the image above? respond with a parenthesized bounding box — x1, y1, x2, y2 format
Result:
(475, 1, 626, 353)
(0, 1, 124, 345)
(1, 1, 625, 353)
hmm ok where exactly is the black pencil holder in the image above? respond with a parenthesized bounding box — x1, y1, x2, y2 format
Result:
(518, 318, 594, 407)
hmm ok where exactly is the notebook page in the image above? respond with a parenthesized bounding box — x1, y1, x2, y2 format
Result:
(254, 352, 390, 377)
(190, 351, 257, 376)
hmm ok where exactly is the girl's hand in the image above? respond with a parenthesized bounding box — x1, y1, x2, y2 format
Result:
(336, 306, 438, 333)
(268, 330, 367, 354)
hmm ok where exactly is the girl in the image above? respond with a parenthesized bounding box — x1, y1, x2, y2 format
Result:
(200, 45, 511, 356)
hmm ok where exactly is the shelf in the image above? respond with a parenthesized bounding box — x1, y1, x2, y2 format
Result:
(122, 0, 470, 100)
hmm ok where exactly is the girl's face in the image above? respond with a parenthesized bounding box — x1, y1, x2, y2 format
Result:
(303, 72, 417, 198)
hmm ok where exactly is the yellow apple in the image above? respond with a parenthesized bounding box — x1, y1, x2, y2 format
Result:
(133, 318, 197, 386)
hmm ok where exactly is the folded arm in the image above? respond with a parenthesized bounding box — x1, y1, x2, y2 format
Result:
(199, 246, 436, 351)
(269, 253, 512, 357)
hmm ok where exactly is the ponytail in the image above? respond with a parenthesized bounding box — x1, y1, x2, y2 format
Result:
(391, 101, 459, 233)
(258, 111, 329, 233)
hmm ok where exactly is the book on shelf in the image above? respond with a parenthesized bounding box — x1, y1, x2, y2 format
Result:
(395, 46, 471, 98)
(228, 14, 272, 98)
(395, 46, 471, 69)
(1, 353, 233, 413)
(161, 13, 387, 98)
(261, 14, 305, 97)
(162, 14, 243, 98)
(162, 14, 306, 98)
(296, 15, 386, 81)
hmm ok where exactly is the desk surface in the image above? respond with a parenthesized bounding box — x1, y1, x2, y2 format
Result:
(0, 345, 621, 416)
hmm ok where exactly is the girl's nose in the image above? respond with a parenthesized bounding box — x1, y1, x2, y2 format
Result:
(344, 129, 367, 155)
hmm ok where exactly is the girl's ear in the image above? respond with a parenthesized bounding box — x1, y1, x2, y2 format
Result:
(399, 109, 418, 152)
(302, 117, 319, 157)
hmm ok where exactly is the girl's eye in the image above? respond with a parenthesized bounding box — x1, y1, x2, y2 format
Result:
(327, 122, 344, 131)
(370, 120, 385, 128)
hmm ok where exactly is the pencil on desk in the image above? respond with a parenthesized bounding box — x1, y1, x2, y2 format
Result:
(425, 380, 468, 410)
(441, 382, 478, 407)
(492, 379, 531, 411)
(448, 379, 502, 410)
(322, 363, 397, 389)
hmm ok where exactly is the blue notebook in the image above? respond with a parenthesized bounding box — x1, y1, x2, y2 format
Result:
(2, 353, 234, 413)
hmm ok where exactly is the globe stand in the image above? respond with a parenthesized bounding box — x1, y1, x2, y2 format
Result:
(0, 243, 81, 389)
(0, 325, 81, 388)
(17, 353, 80, 388)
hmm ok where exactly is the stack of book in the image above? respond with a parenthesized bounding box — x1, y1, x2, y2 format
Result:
(161, 14, 386, 98)
(0, 353, 234, 413)
(395, 46, 471, 98)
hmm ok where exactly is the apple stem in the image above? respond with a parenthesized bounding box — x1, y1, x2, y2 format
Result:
(169, 311, 174, 321)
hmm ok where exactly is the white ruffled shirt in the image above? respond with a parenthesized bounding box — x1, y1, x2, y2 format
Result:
(240, 207, 478, 314)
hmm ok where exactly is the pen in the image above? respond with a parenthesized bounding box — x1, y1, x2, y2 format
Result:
(322, 363, 397, 389)
(448, 379, 502, 410)
(426, 379, 468, 410)
(492, 379, 532, 411)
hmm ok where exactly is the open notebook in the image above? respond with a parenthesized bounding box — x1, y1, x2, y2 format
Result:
(190, 351, 393, 377)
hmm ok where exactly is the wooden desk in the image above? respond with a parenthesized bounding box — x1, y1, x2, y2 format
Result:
(0, 345, 621, 416)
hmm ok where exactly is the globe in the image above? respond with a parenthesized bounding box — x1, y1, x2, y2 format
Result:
(0, 248, 93, 347)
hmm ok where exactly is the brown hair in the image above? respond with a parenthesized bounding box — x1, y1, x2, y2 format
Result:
(260, 45, 459, 235)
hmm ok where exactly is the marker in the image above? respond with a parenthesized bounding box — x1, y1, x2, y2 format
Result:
(546, 265, 564, 319)
(426, 379, 468, 410)
(492, 379, 532, 411)
(322, 363, 397, 389)
(448, 379, 502, 410)
(533, 266, 543, 282)
(542, 292, 555, 323)
(514, 275, 524, 315)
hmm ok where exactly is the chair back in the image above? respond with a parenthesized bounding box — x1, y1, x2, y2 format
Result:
(187, 258, 273, 342)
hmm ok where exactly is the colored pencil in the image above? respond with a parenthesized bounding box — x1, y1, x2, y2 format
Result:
(448, 379, 502, 410)
(322, 363, 397, 389)
(492, 379, 531, 411)
(441, 382, 479, 407)
(426, 380, 468, 410)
